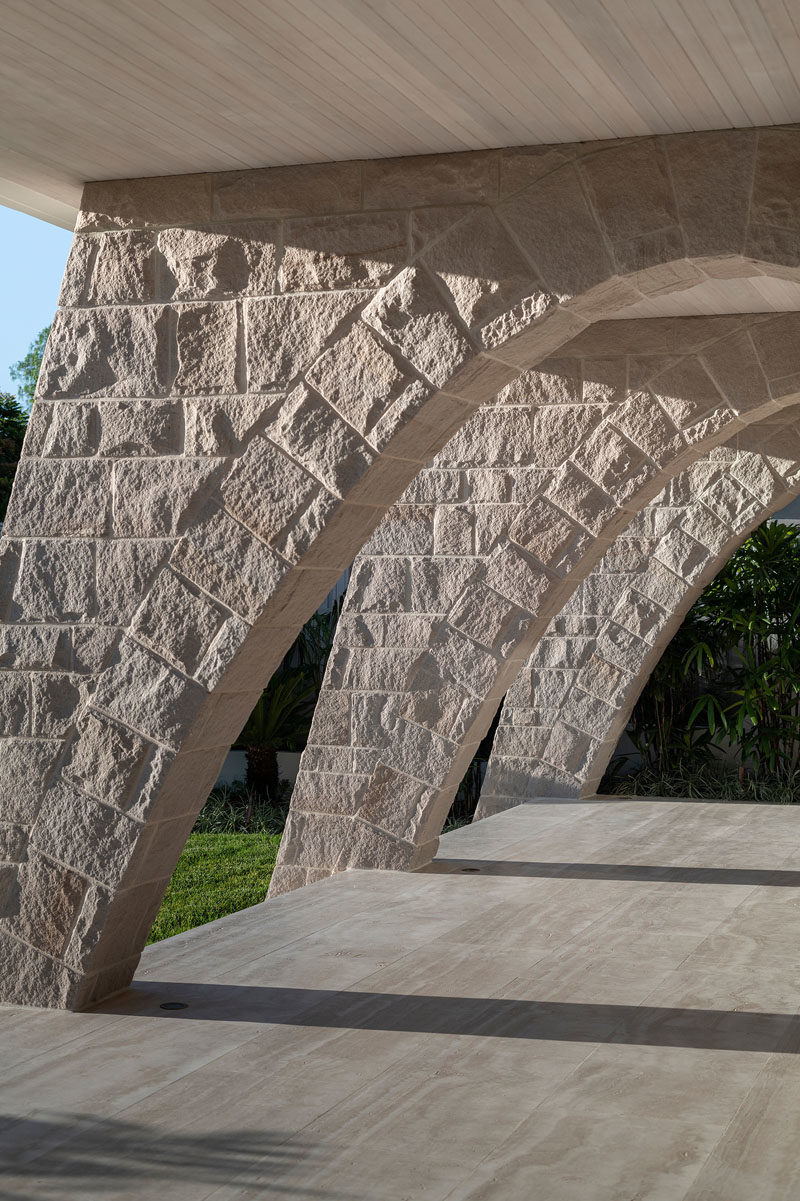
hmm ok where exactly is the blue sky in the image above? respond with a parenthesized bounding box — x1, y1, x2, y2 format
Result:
(0, 205, 72, 396)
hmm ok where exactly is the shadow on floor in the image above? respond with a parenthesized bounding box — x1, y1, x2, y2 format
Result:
(98, 985, 800, 1054)
(427, 860, 800, 886)
(0, 1114, 332, 1201)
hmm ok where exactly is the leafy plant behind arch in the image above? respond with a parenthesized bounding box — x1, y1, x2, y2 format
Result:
(617, 521, 800, 787)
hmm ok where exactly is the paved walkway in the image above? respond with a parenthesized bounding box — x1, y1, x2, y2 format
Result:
(4, 796, 800, 1199)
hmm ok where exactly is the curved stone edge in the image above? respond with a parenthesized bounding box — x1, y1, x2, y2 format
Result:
(477, 419, 800, 817)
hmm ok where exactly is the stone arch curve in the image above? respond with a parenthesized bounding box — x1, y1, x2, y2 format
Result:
(4, 125, 800, 1007)
(477, 416, 800, 816)
(282, 318, 800, 894)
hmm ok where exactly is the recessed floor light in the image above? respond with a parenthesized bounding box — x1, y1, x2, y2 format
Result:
(159, 1001, 188, 1010)
(460, 867, 481, 873)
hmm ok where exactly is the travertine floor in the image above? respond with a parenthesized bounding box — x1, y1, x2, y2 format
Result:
(4, 796, 800, 1200)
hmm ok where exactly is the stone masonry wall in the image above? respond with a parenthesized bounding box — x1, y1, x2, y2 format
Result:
(477, 415, 800, 814)
(281, 318, 800, 893)
(5, 125, 800, 1006)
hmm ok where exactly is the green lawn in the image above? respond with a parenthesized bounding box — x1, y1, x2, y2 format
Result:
(147, 831, 282, 944)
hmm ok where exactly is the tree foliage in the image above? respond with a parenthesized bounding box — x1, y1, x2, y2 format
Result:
(237, 598, 344, 802)
(619, 521, 800, 785)
(0, 392, 28, 520)
(10, 325, 49, 409)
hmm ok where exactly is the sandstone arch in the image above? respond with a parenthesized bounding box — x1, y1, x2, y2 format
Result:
(4, 126, 800, 1007)
(282, 319, 800, 893)
(477, 416, 800, 817)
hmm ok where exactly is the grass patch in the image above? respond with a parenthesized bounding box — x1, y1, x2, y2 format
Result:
(147, 831, 282, 945)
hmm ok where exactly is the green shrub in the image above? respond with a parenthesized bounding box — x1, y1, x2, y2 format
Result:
(612, 521, 800, 786)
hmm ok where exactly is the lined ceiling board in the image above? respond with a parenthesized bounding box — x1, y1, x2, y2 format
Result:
(5, 0, 800, 228)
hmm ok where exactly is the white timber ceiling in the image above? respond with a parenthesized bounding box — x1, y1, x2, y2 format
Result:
(7, 0, 800, 229)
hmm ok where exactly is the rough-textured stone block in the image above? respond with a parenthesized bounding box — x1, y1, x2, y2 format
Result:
(654, 527, 710, 582)
(752, 128, 800, 233)
(265, 384, 374, 497)
(10, 852, 87, 958)
(92, 636, 207, 748)
(541, 721, 593, 774)
(363, 150, 497, 209)
(246, 292, 368, 389)
(546, 462, 618, 537)
(635, 560, 690, 610)
(362, 266, 472, 389)
(220, 434, 330, 554)
(508, 497, 591, 574)
(30, 784, 140, 887)
(282, 211, 408, 292)
(346, 557, 409, 613)
(95, 540, 170, 624)
(378, 718, 458, 790)
(410, 557, 482, 614)
(612, 589, 667, 644)
(702, 474, 763, 530)
(58, 236, 96, 307)
(113, 458, 222, 538)
(159, 222, 278, 299)
(483, 544, 553, 613)
(356, 764, 437, 840)
(174, 303, 239, 394)
(5, 460, 111, 537)
(306, 321, 427, 441)
(420, 625, 501, 696)
(78, 173, 212, 231)
(37, 307, 170, 398)
(362, 505, 435, 556)
(610, 394, 683, 466)
(571, 424, 657, 506)
(326, 647, 419, 693)
(88, 231, 158, 305)
(12, 540, 95, 623)
(667, 129, 755, 257)
(497, 163, 613, 302)
(730, 455, 781, 506)
(170, 503, 287, 622)
(30, 674, 86, 736)
(422, 207, 537, 337)
(433, 504, 474, 556)
(595, 621, 650, 675)
(195, 614, 250, 692)
(531, 404, 605, 469)
(0, 739, 65, 823)
(63, 710, 152, 808)
(437, 405, 533, 467)
(581, 139, 680, 273)
(307, 690, 352, 748)
(39, 402, 98, 458)
(289, 770, 368, 816)
(213, 161, 361, 219)
(185, 395, 277, 457)
(131, 568, 227, 676)
(575, 655, 629, 706)
(97, 401, 181, 457)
